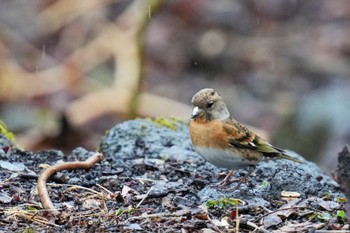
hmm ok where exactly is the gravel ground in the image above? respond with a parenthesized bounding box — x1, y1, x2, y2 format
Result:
(0, 119, 347, 232)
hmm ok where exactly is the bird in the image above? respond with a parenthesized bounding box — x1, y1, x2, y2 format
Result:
(189, 88, 301, 191)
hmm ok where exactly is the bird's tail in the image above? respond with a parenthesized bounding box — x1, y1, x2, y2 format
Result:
(278, 152, 302, 163)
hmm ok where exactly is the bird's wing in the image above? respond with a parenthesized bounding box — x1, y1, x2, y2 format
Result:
(222, 118, 276, 152)
(223, 118, 301, 163)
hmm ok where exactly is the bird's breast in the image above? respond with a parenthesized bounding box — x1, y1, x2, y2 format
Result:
(189, 119, 258, 169)
(189, 119, 228, 149)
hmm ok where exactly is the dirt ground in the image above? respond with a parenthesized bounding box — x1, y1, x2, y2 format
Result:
(0, 119, 348, 232)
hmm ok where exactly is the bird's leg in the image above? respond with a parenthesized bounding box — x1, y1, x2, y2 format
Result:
(210, 169, 238, 188)
(222, 165, 256, 192)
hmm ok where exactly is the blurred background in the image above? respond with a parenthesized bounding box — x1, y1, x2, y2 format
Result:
(1, 0, 350, 174)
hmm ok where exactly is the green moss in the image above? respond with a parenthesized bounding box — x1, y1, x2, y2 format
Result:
(147, 116, 184, 130)
(140, 124, 148, 130)
(23, 226, 35, 233)
(0, 120, 15, 142)
(206, 197, 241, 209)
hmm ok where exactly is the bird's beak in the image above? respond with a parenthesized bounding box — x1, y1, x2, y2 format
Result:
(191, 106, 201, 119)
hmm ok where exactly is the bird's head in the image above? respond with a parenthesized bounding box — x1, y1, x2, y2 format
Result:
(191, 88, 230, 121)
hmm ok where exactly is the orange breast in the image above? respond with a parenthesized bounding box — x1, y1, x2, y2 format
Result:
(189, 119, 228, 149)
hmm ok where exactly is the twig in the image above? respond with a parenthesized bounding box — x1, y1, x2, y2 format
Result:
(255, 206, 318, 222)
(236, 205, 240, 232)
(20, 172, 67, 183)
(5, 207, 59, 227)
(37, 152, 104, 215)
(125, 212, 191, 223)
(246, 221, 259, 231)
(96, 183, 114, 195)
(136, 186, 153, 208)
(204, 211, 225, 233)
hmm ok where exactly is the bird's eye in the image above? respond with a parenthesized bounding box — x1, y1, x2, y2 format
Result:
(206, 101, 214, 108)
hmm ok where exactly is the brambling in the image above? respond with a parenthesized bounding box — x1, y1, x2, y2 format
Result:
(189, 88, 301, 191)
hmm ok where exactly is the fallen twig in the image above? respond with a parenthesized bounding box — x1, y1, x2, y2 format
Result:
(125, 212, 184, 223)
(136, 186, 153, 208)
(37, 152, 104, 215)
(4, 207, 59, 227)
(254, 206, 320, 223)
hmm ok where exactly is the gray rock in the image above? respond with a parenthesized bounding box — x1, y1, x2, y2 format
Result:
(100, 119, 342, 204)
(100, 119, 200, 162)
